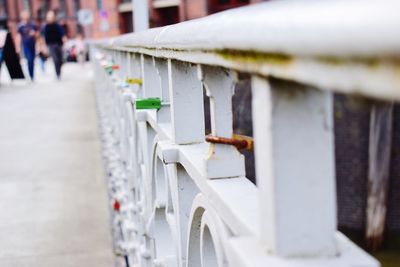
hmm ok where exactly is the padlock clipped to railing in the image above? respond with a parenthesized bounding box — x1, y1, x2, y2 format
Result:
(135, 97, 162, 110)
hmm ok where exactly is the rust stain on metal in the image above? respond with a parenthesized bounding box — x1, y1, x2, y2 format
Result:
(206, 134, 254, 151)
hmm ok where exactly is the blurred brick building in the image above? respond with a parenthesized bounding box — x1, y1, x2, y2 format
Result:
(119, 0, 262, 32)
(0, 0, 120, 39)
(0, 0, 262, 39)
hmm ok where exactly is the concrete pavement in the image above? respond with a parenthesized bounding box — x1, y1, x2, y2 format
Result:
(0, 62, 114, 266)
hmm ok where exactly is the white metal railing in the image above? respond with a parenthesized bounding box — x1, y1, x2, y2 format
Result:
(92, 0, 400, 266)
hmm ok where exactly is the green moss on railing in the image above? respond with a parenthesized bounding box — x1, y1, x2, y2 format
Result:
(316, 56, 381, 67)
(216, 49, 293, 65)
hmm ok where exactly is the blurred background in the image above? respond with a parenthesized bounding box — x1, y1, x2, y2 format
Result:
(0, 0, 262, 39)
(0, 0, 264, 64)
(0, 1, 398, 267)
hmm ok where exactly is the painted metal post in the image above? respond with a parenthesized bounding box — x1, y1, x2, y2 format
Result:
(132, 0, 149, 32)
(154, 58, 172, 124)
(168, 60, 205, 145)
(141, 55, 161, 98)
(199, 65, 245, 179)
(252, 76, 337, 258)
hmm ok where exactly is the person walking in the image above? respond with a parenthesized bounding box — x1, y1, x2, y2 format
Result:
(42, 11, 66, 80)
(16, 10, 38, 81)
(75, 33, 86, 64)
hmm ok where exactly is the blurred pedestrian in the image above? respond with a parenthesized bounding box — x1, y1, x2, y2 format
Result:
(42, 11, 66, 80)
(37, 37, 48, 73)
(16, 10, 38, 81)
(75, 33, 86, 64)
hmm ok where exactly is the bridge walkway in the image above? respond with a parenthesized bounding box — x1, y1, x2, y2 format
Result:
(0, 63, 114, 267)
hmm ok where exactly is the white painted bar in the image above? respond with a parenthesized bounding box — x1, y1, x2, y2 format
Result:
(142, 55, 162, 98)
(104, 0, 400, 102)
(252, 76, 337, 257)
(199, 65, 245, 179)
(115, 0, 400, 57)
(168, 61, 205, 145)
(154, 58, 171, 125)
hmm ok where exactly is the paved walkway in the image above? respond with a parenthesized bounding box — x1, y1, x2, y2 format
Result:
(0, 63, 114, 266)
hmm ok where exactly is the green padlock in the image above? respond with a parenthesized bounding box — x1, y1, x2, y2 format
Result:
(135, 98, 161, 110)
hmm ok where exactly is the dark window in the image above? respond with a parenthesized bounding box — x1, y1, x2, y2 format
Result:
(59, 0, 68, 18)
(38, 0, 50, 20)
(151, 6, 179, 28)
(43, 0, 50, 12)
(208, 0, 250, 14)
(22, 0, 31, 11)
(0, 0, 6, 18)
(121, 12, 133, 33)
(96, 0, 103, 10)
(73, 0, 81, 13)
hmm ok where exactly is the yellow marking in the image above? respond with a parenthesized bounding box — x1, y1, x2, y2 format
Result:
(126, 78, 143, 85)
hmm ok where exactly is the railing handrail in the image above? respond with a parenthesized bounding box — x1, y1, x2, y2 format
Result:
(97, 0, 400, 102)
(107, 0, 400, 57)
